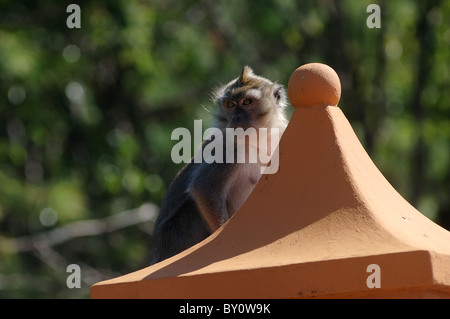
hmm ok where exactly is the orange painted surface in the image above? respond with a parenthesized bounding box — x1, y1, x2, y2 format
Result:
(288, 63, 341, 108)
(91, 63, 450, 299)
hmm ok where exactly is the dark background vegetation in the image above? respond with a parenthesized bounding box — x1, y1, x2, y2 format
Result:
(1, 0, 449, 298)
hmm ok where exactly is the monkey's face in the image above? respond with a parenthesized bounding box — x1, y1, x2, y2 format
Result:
(213, 66, 287, 130)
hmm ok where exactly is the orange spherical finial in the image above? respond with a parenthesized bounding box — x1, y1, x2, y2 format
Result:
(288, 63, 341, 108)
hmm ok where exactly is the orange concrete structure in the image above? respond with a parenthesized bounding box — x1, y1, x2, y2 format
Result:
(91, 63, 450, 299)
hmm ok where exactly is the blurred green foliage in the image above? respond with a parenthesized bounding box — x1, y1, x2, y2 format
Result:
(0, 0, 449, 298)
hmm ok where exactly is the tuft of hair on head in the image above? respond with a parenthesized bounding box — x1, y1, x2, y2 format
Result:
(237, 66, 255, 84)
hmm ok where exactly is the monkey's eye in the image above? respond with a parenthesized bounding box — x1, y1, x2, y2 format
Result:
(226, 101, 236, 108)
(242, 98, 253, 106)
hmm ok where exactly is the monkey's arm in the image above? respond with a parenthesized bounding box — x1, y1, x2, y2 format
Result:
(151, 162, 210, 264)
(189, 161, 234, 232)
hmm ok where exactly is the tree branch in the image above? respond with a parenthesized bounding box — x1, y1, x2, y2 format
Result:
(1, 203, 158, 254)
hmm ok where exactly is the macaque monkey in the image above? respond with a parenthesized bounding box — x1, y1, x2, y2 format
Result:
(150, 66, 288, 264)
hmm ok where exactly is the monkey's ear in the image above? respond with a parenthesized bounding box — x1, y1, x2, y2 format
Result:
(273, 84, 287, 109)
(238, 66, 254, 84)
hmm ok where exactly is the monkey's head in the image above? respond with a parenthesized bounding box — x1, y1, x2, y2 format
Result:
(213, 66, 288, 130)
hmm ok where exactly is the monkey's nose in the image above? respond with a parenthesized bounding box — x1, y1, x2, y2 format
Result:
(231, 108, 249, 124)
